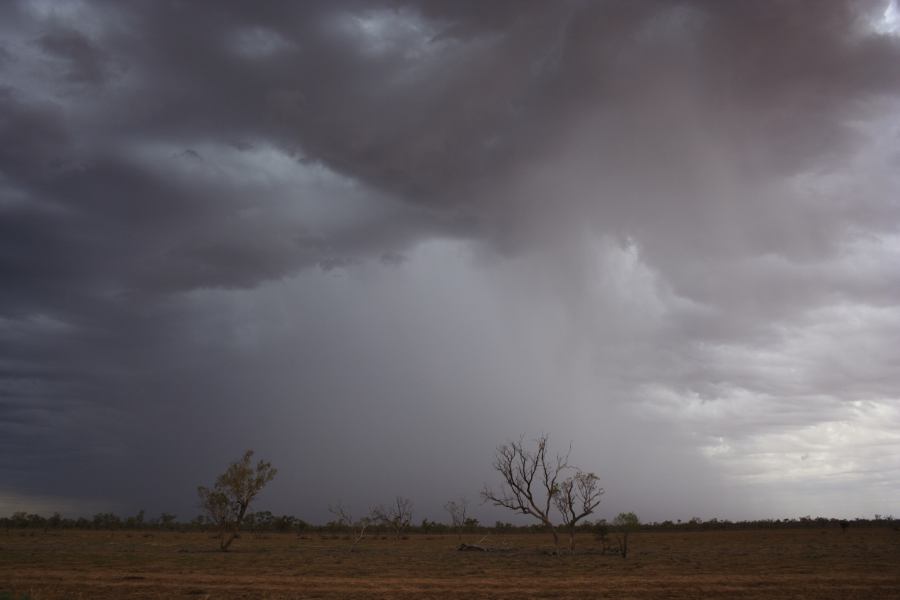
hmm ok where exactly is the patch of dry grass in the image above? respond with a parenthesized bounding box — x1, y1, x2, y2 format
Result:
(2, 528, 899, 598)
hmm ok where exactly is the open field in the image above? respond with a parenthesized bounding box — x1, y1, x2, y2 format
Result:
(2, 528, 900, 599)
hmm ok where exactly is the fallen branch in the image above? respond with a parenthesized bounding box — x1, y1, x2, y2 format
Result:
(457, 543, 489, 552)
(457, 533, 491, 552)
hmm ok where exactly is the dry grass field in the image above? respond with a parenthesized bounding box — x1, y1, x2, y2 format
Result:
(2, 527, 900, 599)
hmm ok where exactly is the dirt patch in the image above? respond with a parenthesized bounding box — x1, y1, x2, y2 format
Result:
(2, 529, 899, 598)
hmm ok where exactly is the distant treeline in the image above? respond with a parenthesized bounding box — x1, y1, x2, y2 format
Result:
(2, 510, 897, 533)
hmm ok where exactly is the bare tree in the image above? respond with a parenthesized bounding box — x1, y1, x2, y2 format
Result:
(329, 503, 372, 552)
(482, 434, 602, 553)
(481, 434, 569, 552)
(372, 496, 414, 538)
(444, 497, 469, 541)
(555, 471, 603, 552)
(197, 450, 277, 551)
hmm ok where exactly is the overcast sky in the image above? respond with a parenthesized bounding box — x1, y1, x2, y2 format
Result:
(2, 0, 900, 524)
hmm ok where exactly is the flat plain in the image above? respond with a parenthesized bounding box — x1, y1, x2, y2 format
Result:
(2, 527, 899, 599)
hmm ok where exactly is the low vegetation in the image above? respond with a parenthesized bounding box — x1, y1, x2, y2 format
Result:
(3, 510, 894, 535)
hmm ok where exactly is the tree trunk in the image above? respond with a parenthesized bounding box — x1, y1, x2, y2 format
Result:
(220, 502, 249, 552)
(220, 531, 237, 551)
(548, 524, 560, 554)
(568, 528, 576, 553)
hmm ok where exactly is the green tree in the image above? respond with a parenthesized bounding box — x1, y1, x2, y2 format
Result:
(159, 513, 177, 530)
(273, 514, 297, 532)
(613, 512, 640, 529)
(612, 512, 640, 558)
(125, 509, 145, 529)
(197, 449, 277, 551)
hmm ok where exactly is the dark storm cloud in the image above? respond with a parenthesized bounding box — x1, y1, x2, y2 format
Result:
(37, 27, 112, 85)
(4, 0, 898, 291)
(2, 0, 899, 519)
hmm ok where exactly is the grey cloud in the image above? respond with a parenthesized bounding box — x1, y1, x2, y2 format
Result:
(0, 88, 68, 182)
(1, 0, 899, 521)
(37, 27, 111, 85)
(6, 1, 899, 287)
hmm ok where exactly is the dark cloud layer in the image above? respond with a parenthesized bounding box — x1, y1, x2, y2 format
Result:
(2, 0, 899, 521)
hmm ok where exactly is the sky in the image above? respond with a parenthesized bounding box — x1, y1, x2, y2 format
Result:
(1, 0, 899, 525)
